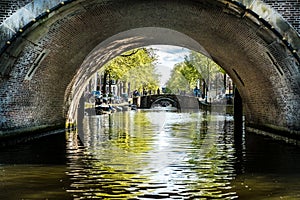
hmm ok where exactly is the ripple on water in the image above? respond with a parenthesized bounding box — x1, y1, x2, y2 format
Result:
(66, 111, 239, 199)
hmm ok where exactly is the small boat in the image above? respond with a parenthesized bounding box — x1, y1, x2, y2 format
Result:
(115, 106, 123, 111)
(130, 104, 137, 110)
(95, 104, 111, 115)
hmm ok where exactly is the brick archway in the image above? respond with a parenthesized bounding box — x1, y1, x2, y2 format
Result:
(0, 0, 299, 137)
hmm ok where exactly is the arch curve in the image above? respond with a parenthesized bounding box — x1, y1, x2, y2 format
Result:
(0, 0, 299, 137)
(67, 27, 210, 122)
(151, 98, 178, 108)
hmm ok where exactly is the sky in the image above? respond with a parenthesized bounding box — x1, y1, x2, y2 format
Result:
(148, 45, 191, 87)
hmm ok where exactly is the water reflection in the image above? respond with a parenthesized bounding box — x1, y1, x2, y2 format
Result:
(67, 110, 238, 199)
(0, 133, 71, 199)
(1, 109, 300, 199)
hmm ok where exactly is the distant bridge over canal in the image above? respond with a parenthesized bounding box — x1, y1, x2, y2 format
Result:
(139, 94, 200, 110)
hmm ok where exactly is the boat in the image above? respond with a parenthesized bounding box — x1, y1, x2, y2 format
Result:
(95, 104, 112, 115)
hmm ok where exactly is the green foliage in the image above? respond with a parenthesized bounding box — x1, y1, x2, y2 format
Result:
(162, 87, 172, 94)
(166, 51, 223, 94)
(186, 52, 222, 81)
(101, 48, 160, 93)
(166, 62, 192, 93)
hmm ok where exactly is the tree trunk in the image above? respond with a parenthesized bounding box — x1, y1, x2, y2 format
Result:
(108, 73, 112, 94)
(223, 73, 226, 92)
(102, 71, 108, 95)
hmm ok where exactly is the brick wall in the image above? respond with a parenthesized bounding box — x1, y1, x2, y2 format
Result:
(0, 0, 32, 24)
(1, 0, 299, 33)
(0, 0, 299, 135)
(263, 0, 300, 32)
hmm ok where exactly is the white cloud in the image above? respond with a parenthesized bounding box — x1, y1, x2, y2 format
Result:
(151, 45, 190, 66)
(147, 45, 190, 86)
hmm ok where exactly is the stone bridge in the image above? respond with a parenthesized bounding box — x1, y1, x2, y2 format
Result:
(0, 0, 299, 139)
(139, 94, 200, 110)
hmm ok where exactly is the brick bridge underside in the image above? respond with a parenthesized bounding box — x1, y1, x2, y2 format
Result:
(0, 0, 299, 138)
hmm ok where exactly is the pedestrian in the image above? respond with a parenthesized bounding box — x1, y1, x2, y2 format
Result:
(193, 86, 199, 97)
(133, 89, 140, 97)
(143, 88, 147, 96)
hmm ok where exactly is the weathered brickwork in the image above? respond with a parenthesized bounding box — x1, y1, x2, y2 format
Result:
(0, 0, 32, 24)
(263, 0, 300, 32)
(0, 0, 299, 33)
(0, 0, 299, 138)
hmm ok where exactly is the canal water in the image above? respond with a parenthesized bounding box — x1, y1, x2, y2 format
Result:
(1, 109, 300, 199)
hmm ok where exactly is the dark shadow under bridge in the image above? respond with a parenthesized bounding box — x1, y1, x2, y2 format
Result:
(138, 94, 200, 110)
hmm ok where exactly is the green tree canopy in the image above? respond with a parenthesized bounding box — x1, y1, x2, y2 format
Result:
(100, 47, 160, 94)
(166, 51, 224, 94)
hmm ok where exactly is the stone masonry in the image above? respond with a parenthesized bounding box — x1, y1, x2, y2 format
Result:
(0, 0, 32, 23)
(263, 0, 300, 32)
(0, 0, 299, 138)
(0, 0, 299, 33)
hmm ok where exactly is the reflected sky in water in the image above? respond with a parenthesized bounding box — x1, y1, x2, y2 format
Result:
(1, 109, 300, 199)
(70, 110, 238, 199)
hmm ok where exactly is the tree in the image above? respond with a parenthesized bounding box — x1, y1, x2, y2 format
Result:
(100, 48, 160, 96)
(166, 62, 194, 94)
(121, 59, 161, 94)
(166, 51, 224, 98)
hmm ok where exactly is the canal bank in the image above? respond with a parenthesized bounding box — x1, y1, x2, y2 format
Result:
(0, 124, 66, 147)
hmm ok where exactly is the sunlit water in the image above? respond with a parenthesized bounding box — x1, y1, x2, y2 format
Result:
(1, 109, 300, 199)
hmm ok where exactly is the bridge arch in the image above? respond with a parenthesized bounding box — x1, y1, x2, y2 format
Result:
(0, 0, 299, 137)
(139, 94, 200, 110)
(151, 97, 178, 108)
